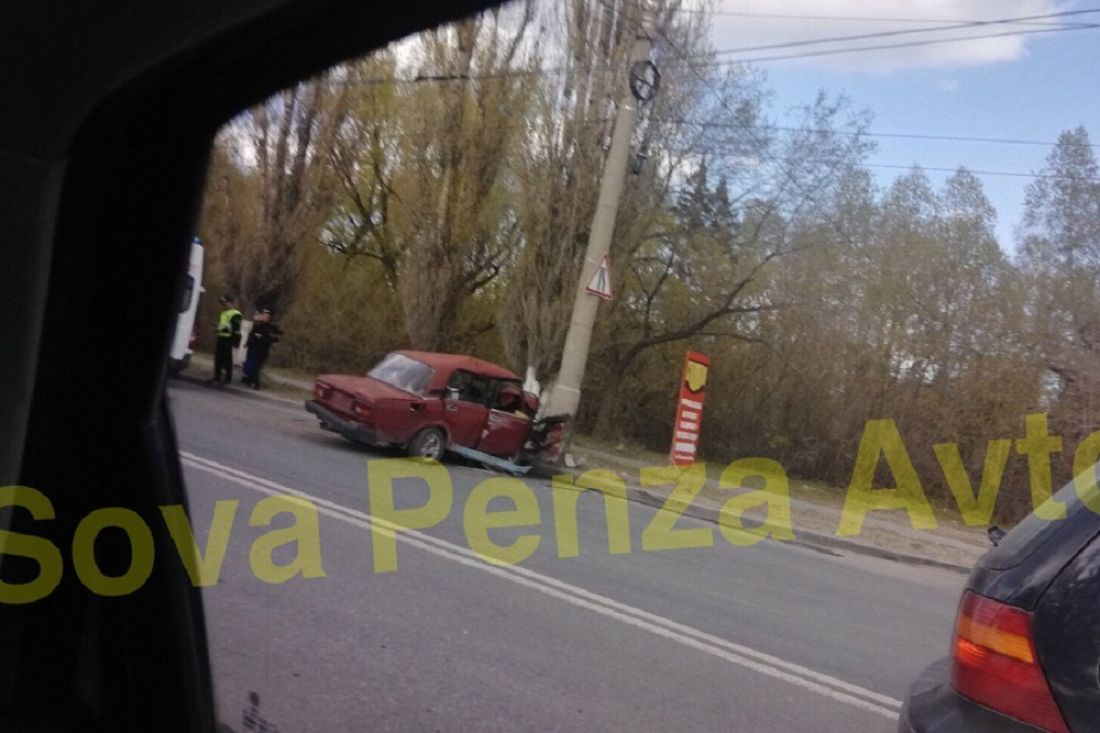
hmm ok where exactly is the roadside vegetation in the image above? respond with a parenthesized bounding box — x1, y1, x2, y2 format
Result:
(194, 0, 1100, 524)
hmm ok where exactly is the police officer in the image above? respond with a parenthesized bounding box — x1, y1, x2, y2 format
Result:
(209, 294, 242, 386)
(242, 308, 281, 390)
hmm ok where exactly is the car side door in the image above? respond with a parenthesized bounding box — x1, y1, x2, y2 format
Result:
(442, 369, 490, 448)
(477, 380, 532, 458)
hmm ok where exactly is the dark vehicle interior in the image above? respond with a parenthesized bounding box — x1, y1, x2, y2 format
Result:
(448, 371, 492, 405)
(0, 1, 498, 730)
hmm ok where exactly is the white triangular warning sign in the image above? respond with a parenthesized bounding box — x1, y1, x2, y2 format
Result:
(585, 254, 613, 300)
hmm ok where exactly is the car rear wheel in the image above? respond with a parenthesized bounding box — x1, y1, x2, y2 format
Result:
(408, 428, 445, 462)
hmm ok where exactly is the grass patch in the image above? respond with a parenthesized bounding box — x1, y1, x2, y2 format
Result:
(570, 431, 983, 532)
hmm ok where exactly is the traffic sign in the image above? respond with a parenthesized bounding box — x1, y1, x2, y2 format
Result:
(586, 254, 613, 300)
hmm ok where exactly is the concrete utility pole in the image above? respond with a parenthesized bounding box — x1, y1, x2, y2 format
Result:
(544, 0, 656, 421)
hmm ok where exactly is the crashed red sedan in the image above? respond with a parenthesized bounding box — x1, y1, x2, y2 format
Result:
(305, 350, 550, 466)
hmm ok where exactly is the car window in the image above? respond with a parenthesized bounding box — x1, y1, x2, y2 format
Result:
(366, 352, 434, 395)
(446, 370, 490, 405)
(490, 379, 526, 412)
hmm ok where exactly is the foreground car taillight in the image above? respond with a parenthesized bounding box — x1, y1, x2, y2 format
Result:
(950, 591, 1069, 733)
(314, 382, 331, 400)
(352, 401, 371, 418)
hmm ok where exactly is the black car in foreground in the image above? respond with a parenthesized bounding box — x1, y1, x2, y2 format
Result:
(900, 474, 1100, 732)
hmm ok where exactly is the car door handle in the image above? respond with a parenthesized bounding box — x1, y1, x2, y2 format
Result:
(446, 404, 458, 412)
(487, 414, 503, 424)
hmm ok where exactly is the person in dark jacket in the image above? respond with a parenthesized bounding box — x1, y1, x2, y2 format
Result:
(209, 295, 242, 386)
(241, 309, 282, 390)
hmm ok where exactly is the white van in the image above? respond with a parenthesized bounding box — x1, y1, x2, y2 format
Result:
(169, 237, 204, 374)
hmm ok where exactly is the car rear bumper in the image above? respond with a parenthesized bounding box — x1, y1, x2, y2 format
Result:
(305, 400, 378, 445)
(900, 658, 1042, 733)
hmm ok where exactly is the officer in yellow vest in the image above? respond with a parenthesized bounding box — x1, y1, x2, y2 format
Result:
(209, 294, 243, 386)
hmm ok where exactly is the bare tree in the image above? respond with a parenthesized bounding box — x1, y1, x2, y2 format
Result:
(324, 3, 537, 350)
(211, 74, 353, 315)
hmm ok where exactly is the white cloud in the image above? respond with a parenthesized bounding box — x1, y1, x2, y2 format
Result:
(707, 0, 1064, 72)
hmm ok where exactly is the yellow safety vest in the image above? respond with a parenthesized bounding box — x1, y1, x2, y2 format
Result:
(217, 308, 242, 338)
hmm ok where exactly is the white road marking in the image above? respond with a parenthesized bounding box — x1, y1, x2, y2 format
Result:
(180, 450, 902, 720)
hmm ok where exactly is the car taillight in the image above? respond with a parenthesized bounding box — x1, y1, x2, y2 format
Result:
(353, 401, 371, 418)
(314, 383, 331, 400)
(951, 591, 1069, 733)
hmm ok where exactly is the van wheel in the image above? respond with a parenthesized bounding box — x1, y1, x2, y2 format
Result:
(408, 428, 445, 462)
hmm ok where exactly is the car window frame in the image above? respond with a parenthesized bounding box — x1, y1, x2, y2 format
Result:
(446, 369, 491, 406)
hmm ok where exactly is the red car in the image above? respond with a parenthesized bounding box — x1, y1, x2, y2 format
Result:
(306, 350, 540, 463)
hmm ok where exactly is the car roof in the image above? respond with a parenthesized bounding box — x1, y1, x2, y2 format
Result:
(398, 350, 519, 381)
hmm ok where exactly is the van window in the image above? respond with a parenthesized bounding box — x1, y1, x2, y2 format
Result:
(179, 275, 195, 313)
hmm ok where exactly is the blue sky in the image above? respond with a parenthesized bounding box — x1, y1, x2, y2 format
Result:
(708, 0, 1100, 252)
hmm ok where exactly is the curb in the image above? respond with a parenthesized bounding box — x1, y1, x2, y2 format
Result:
(556, 467, 974, 575)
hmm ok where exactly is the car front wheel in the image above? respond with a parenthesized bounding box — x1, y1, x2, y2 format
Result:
(408, 428, 445, 462)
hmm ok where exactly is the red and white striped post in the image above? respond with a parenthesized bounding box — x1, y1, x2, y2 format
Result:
(669, 352, 710, 466)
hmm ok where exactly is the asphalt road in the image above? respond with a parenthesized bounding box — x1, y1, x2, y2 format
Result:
(167, 379, 966, 733)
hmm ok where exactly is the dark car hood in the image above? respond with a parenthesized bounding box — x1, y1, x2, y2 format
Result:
(318, 374, 423, 401)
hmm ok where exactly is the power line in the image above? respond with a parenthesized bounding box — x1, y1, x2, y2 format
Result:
(656, 26, 863, 249)
(707, 9, 1100, 57)
(324, 8, 1100, 85)
(663, 146, 1100, 183)
(860, 162, 1100, 183)
(316, 107, 1098, 184)
(654, 118, 1100, 151)
(694, 22, 1100, 66)
(669, 7, 1088, 26)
